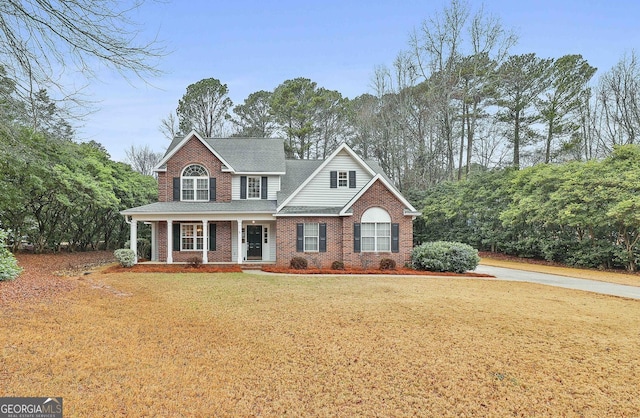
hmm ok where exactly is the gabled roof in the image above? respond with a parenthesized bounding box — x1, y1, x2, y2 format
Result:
(339, 174, 419, 216)
(276, 143, 376, 211)
(208, 138, 286, 174)
(155, 131, 233, 172)
(155, 131, 286, 174)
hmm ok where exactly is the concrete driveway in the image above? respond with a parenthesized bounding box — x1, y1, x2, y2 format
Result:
(475, 265, 640, 300)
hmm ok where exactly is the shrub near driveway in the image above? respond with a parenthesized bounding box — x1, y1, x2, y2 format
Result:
(412, 241, 480, 273)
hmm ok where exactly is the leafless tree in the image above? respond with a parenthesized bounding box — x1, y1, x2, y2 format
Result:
(125, 144, 162, 176)
(596, 51, 640, 148)
(0, 0, 165, 117)
(159, 112, 180, 140)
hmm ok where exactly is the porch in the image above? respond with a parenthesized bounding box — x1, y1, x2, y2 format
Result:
(127, 216, 276, 265)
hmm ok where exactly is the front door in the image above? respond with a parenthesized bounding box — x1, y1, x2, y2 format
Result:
(246, 225, 262, 260)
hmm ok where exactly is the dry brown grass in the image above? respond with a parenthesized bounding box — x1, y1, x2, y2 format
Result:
(481, 256, 640, 287)
(2, 269, 639, 416)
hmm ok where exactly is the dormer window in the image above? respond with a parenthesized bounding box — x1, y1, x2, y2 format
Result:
(182, 164, 209, 201)
(247, 176, 261, 199)
(240, 176, 268, 200)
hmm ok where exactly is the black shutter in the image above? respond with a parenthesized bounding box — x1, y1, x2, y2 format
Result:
(319, 223, 327, 252)
(349, 170, 356, 188)
(173, 177, 180, 201)
(353, 223, 361, 253)
(209, 223, 216, 251)
(172, 223, 180, 251)
(240, 176, 247, 199)
(330, 171, 337, 188)
(209, 178, 216, 201)
(296, 223, 304, 252)
(261, 176, 268, 199)
(391, 223, 399, 253)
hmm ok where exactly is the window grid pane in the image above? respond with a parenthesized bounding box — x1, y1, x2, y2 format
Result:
(361, 222, 391, 252)
(338, 171, 348, 187)
(248, 177, 261, 199)
(196, 190, 208, 200)
(181, 167, 208, 201)
(181, 224, 204, 251)
(304, 223, 319, 252)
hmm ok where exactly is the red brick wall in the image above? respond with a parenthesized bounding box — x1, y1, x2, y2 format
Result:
(276, 217, 344, 268)
(275, 180, 413, 268)
(342, 179, 414, 269)
(156, 221, 233, 263)
(159, 136, 232, 203)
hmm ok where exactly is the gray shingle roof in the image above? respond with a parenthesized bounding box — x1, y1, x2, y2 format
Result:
(207, 138, 286, 173)
(277, 159, 323, 204)
(163, 136, 286, 173)
(122, 200, 276, 215)
(277, 206, 344, 215)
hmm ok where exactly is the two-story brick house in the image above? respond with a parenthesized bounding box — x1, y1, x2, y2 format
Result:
(121, 131, 420, 268)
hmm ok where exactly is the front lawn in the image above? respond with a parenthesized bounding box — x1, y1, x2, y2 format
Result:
(1, 269, 639, 416)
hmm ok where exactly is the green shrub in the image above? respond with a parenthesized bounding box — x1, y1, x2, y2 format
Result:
(411, 241, 480, 273)
(114, 248, 136, 268)
(290, 256, 308, 270)
(331, 261, 345, 270)
(0, 229, 22, 281)
(379, 258, 396, 270)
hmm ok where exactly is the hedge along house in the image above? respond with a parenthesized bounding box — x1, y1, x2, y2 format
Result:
(121, 131, 420, 268)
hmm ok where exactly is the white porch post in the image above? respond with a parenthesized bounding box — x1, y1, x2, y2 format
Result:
(202, 220, 208, 264)
(150, 222, 157, 261)
(167, 219, 173, 264)
(129, 217, 138, 264)
(236, 219, 243, 264)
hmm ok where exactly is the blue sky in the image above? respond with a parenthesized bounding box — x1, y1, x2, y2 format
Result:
(80, 0, 640, 162)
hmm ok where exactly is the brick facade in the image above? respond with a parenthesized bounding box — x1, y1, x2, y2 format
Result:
(343, 179, 413, 269)
(157, 221, 233, 263)
(276, 216, 344, 268)
(275, 179, 413, 269)
(136, 136, 416, 266)
(159, 137, 232, 203)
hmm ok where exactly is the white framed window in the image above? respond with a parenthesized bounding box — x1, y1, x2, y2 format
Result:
(361, 207, 391, 252)
(181, 224, 204, 251)
(338, 171, 348, 188)
(247, 176, 261, 199)
(182, 164, 209, 201)
(304, 223, 319, 252)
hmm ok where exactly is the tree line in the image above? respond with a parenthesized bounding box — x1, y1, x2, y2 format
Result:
(417, 145, 640, 271)
(0, 67, 157, 252)
(160, 0, 638, 200)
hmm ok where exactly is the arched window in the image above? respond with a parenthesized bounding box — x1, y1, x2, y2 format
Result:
(361, 207, 391, 252)
(181, 164, 209, 201)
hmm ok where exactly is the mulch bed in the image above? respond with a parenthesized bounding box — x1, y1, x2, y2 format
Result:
(261, 265, 493, 277)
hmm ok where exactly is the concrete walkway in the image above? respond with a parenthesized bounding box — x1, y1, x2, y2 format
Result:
(474, 265, 640, 300)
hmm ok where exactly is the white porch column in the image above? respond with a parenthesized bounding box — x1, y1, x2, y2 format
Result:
(236, 219, 243, 264)
(202, 220, 208, 264)
(167, 219, 173, 264)
(150, 222, 157, 261)
(129, 217, 138, 264)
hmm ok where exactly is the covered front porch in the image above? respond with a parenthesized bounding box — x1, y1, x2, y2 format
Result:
(126, 215, 276, 264)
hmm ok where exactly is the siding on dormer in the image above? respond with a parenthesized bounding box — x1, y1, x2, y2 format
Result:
(286, 151, 373, 207)
(231, 175, 281, 200)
